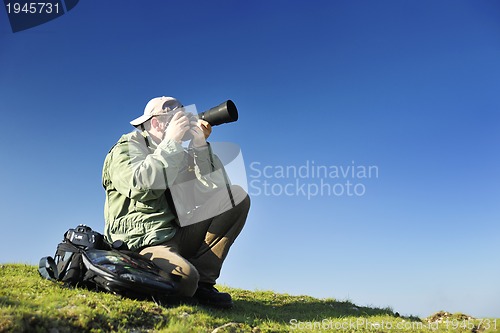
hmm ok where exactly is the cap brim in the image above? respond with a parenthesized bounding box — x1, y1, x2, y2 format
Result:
(130, 114, 153, 126)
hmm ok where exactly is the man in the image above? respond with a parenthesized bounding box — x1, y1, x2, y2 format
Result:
(102, 96, 250, 308)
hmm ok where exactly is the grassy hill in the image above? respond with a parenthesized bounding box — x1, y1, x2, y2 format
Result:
(1, 264, 498, 333)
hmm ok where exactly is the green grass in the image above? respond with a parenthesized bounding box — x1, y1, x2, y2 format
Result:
(1, 264, 498, 333)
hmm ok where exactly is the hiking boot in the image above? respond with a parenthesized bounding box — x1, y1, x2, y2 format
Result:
(193, 283, 233, 309)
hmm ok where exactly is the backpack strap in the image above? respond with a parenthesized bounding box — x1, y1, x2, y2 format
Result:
(54, 241, 85, 283)
(38, 256, 58, 281)
(39, 241, 82, 282)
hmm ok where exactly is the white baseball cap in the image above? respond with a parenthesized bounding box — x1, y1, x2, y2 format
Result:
(130, 96, 183, 126)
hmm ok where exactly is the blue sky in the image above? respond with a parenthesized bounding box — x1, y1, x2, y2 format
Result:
(1, 0, 499, 318)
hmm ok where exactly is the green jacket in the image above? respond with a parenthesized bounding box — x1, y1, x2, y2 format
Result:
(102, 130, 226, 250)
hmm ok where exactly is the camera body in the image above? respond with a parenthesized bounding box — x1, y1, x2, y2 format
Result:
(164, 109, 198, 141)
(65, 224, 108, 250)
(183, 111, 199, 141)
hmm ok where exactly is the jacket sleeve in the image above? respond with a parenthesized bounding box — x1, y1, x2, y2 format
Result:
(107, 134, 185, 202)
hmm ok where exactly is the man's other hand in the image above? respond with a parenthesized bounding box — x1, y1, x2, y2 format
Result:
(190, 119, 211, 147)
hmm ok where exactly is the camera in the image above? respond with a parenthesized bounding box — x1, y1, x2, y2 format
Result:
(65, 224, 108, 250)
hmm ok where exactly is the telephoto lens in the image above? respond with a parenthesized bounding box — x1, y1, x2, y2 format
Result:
(198, 100, 238, 126)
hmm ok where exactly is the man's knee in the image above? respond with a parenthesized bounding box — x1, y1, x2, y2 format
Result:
(139, 246, 200, 297)
(172, 262, 199, 297)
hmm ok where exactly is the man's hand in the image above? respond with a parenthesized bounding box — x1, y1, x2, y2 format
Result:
(190, 119, 212, 147)
(163, 112, 190, 143)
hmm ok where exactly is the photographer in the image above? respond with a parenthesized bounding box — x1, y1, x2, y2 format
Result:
(102, 96, 250, 308)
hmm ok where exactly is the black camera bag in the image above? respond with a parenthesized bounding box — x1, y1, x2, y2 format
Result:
(39, 225, 177, 300)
